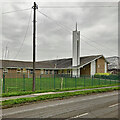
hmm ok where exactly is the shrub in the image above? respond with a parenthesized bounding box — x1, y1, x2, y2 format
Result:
(94, 73, 119, 80)
(95, 73, 111, 76)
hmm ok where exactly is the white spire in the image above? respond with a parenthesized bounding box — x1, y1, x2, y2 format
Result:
(76, 22, 77, 31)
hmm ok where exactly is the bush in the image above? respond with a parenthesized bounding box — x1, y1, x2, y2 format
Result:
(95, 73, 111, 76)
(94, 73, 119, 80)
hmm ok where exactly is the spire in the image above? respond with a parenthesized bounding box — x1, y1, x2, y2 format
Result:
(76, 22, 77, 31)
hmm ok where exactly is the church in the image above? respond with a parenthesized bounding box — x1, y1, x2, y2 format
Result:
(1, 24, 108, 77)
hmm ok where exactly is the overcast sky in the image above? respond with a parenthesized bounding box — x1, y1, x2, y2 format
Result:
(1, 1, 118, 61)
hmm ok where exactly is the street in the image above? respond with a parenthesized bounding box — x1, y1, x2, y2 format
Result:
(2, 91, 119, 119)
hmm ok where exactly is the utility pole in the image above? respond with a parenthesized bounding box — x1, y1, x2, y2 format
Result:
(4, 46, 8, 60)
(32, 2, 38, 91)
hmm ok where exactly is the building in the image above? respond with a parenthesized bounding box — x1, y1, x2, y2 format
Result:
(106, 56, 120, 74)
(1, 24, 108, 77)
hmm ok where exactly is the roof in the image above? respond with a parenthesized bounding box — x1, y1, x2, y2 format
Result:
(1, 55, 104, 69)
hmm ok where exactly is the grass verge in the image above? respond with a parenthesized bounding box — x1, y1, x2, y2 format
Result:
(2, 86, 120, 109)
(2, 84, 119, 97)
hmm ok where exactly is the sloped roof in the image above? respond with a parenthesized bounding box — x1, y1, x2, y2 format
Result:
(1, 60, 54, 69)
(1, 55, 103, 69)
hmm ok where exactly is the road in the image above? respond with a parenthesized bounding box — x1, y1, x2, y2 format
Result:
(2, 91, 119, 119)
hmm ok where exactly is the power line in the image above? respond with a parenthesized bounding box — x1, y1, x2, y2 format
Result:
(14, 9, 32, 59)
(37, 10, 71, 34)
(81, 38, 102, 54)
(37, 10, 117, 54)
(37, 5, 118, 8)
(81, 34, 118, 53)
(81, 38, 117, 55)
(2, 8, 31, 15)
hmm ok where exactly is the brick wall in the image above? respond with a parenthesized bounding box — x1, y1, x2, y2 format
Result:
(96, 57, 105, 73)
(80, 63, 90, 76)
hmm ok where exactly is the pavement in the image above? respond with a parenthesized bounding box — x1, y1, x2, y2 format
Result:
(2, 91, 119, 119)
(1, 86, 118, 101)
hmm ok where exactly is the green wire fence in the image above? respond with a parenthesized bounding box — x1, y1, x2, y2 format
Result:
(2, 73, 119, 93)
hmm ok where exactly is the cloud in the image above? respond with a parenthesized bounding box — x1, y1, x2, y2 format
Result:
(2, 2, 118, 61)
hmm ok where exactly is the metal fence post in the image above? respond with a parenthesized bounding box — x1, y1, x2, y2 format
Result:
(75, 76, 77, 88)
(49, 75, 50, 89)
(110, 77, 111, 85)
(84, 76, 85, 88)
(105, 76, 106, 85)
(92, 75, 93, 86)
(99, 76, 100, 85)
(115, 79, 117, 85)
(65, 76, 66, 88)
(3, 73, 5, 93)
(40, 75, 41, 90)
(54, 73, 55, 89)
(23, 74, 25, 91)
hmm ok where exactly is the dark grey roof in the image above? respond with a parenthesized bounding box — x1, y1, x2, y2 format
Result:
(1, 60, 32, 68)
(1, 55, 103, 69)
(1, 60, 54, 69)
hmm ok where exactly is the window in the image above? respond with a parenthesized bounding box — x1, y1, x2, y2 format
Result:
(23, 68, 27, 73)
(41, 70, 43, 74)
(67, 70, 70, 74)
(54, 70, 58, 74)
(30, 69, 33, 74)
(3, 68, 8, 73)
(17, 68, 21, 73)
(45, 70, 48, 74)
(50, 70, 52, 74)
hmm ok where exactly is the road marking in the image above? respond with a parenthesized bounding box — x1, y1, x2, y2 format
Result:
(72, 113, 88, 118)
(109, 103, 118, 108)
(66, 113, 88, 120)
(2, 92, 118, 116)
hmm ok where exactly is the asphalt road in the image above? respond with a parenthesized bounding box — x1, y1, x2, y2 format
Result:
(2, 91, 119, 119)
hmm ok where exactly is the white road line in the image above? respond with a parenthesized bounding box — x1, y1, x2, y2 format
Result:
(65, 113, 88, 120)
(2, 92, 118, 116)
(109, 103, 118, 108)
(72, 113, 88, 118)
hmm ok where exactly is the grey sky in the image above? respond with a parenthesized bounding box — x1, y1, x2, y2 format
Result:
(1, 1, 118, 61)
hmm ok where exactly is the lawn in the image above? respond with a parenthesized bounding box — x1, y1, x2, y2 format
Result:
(3, 74, 119, 93)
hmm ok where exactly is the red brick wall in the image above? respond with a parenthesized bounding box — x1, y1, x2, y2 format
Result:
(80, 64, 90, 76)
(96, 57, 105, 73)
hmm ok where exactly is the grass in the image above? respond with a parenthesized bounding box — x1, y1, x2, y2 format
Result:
(3, 74, 119, 93)
(2, 86, 120, 109)
(2, 84, 119, 97)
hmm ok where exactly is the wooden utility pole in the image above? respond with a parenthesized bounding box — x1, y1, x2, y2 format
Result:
(32, 2, 38, 91)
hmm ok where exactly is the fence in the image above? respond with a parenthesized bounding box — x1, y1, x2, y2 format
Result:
(2, 73, 119, 93)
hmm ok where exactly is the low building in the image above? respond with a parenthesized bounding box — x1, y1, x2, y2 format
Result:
(1, 54, 108, 78)
(106, 56, 120, 74)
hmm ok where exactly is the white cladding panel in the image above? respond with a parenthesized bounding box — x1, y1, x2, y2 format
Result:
(72, 31, 80, 66)
(72, 28, 80, 77)
(78, 69, 80, 77)
(91, 61, 96, 75)
(77, 32, 80, 65)
(72, 31, 77, 66)
(105, 62, 107, 73)
(72, 69, 80, 77)
(72, 69, 77, 77)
